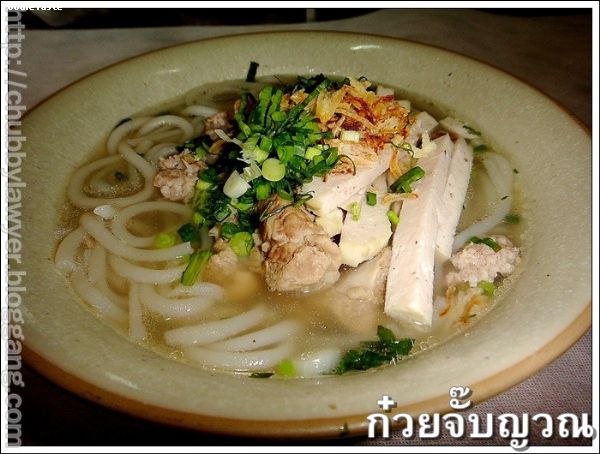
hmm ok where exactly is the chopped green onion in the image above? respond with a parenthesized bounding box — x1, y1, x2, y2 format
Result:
(180, 250, 212, 286)
(154, 232, 177, 249)
(229, 231, 254, 256)
(223, 170, 250, 199)
(469, 236, 501, 252)
(387, 210, 399, 225)
(245, 61, 259, 83)
(276, 358, 297, 378)
(463, 125, 481, 136)
(366, 192, 377, 206)
(504, 213, 521, 224)
(241, 161, 262, 182)
(255, 181, 272, 200)
(350, 202, 361, 221)
(270, 111, 286, 122)
(195, 179, 213, 191)
(473, 144, 488, 154)
(177, 223, 199, 243)
(478, 280, 496, 296)
(389, 166, 425, 193)
(261, 158, 286, 182)
(305, 146, 322, 161)
(220, 222, 240, 240)
(192, 212, 204, 226)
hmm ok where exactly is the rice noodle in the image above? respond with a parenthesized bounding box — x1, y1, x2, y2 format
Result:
(164, 304, 270, 347)
(80, 213, 193, 261)
(55, 227, 86, 274)
(293, 349, 342, 377)
(111, 200, 191, 248)
(180, 104, 219, 117)
(108, 254, 187, 284)
(453, 152, 514, 251)
(128, 283, 147, 342)
(67, 143, 156, 209)
(144, 142, 178, 166)
(136, 115, 194, 142)
(165, 282, 224, 299)
(88, 246, 128, 308)
(71, 271, 128, 324)
(183, 342, 294, 371)
(139, 283, 217, 319)
(134, 138, 154, 154)
(206, 320, 301, 352)
(107, 117, 151, 154)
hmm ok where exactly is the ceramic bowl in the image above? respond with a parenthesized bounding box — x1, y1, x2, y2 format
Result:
(19, 32, 590, 438)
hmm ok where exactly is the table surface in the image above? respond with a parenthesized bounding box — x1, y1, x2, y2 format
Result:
(15, 9, 592, 447)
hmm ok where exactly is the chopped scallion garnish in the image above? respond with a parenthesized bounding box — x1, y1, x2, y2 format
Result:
(229, 231, 254, 257)
(366, 192, 377, 206)
(389, 166, 425, 193)
(478, 280, 496, 296)
(350, 202, 361, 221)
(469, 236, 501, 252)
(177, 223, 199, 243)
(154, 232, 177, 249)
(180, 250, 212, 286)
(387, 210, 399, 225)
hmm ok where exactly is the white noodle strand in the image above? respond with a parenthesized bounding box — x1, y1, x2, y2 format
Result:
(183, 342, 294, 371)
(111, 200, 191, 248)
(80, 213, 193, 261)
(55, 228, 86, 274)
(109, 255, 187, 284)
(107, 117, 151, 154)
(139, 284, 217, 319)
(164, 304, 270, 347)
(206, 320, 301, 352)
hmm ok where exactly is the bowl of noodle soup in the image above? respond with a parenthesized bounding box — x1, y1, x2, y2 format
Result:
(19, 32, 590, 437)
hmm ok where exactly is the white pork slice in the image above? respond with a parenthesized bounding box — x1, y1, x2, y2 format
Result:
(302, 142, 392, 216)
(436, 137, 474, 260)
(339, 175, 392, 267)
(324, 247, 392, 334)
(315, 208, 343, 237)
(384, 136, 452, 327)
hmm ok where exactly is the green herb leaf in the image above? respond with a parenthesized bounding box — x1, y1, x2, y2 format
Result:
(334, 326, 414, 374)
